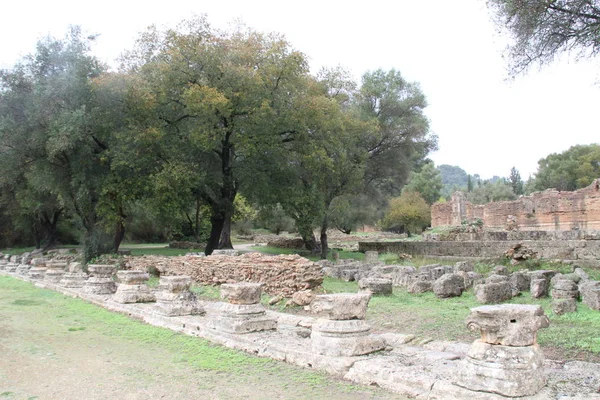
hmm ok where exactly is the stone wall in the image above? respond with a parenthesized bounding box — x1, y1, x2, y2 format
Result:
(125, 253, 323, 297)
(432, 179, 600, 231)
(359, 239, 600, 266)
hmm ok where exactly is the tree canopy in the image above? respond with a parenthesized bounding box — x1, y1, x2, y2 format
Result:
(488, 0, 600, 74)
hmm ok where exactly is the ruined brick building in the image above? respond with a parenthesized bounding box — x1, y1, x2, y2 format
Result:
(431, 179, 600, 231)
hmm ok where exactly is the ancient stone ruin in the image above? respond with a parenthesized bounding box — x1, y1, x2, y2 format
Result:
(82, 264, 117, 295)
(210, 282, 276, 334)
(432, 179, 600, 231)
(310, 293, 385, 357)
(5, 251, 600, 398)
(454, 304, 549, 397)
(154, 275, 203, 317)
(112, 270, 155, 304)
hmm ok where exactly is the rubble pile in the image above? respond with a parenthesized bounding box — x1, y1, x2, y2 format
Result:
(126, 252, 323, 297)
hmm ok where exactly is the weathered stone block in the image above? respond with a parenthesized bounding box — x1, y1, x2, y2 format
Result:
(574, 267, 590, 281)
(220, 282, 262, 305)
(530, 278, 549, 299)
(82, 264, 117, 295)
(474, 282, 512, 304)
(211, 303, 276, 334)
(113, 271, 154, 304)
(158, 275, 191, 293)
(311, 319, 385, 357)
(44, 269, 65, 284)
(310, 293, 371, 320)
(154, 291, 202, 316)
(433, 273, 465, 298)
(453, 340, 546, 397)
(509, 272, 531, 292)
(553, 298, 577, 315)
(466, 304, 549, 346)
(407, 280, 432, 294)
(59, 272, 88, 288)
(486, 274, 508, 284)
(582, 288, 600, 310)
(16, 264, 31, 276)
(552, 279, 579, 300)
(28, 267, 46, 280)
(454, 261, 474, 273)
(116, 270, 150, 285)
(358, 277, 393, 295)
(5, 263, 18, 273)
(340, 269, 358, 282)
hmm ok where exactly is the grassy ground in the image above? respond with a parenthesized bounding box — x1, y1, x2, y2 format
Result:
(0, 275, 401, 400)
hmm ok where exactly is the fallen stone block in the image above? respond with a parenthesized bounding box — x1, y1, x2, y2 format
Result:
(433, 273, 465, 298)
(474, 281, 512, 304)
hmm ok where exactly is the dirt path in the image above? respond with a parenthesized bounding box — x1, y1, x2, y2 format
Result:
(0, 276, 403, 400)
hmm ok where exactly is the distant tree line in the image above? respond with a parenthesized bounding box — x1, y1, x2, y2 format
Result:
(0, 19, 436, 259)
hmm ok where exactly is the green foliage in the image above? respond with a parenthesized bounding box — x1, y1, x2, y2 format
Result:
(508, 166, 524, 195)
(403, 161, 443, 205)
(382, 191, 431, 235)
(256, 204, 296, 235)
(532, 144, 600, 192)
(488, 0, 600, 75)
(328, 195, 379, 234)
(466, 179, 516, 204)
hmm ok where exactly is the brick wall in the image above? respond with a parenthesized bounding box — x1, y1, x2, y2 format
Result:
(431, 179, 600, 231)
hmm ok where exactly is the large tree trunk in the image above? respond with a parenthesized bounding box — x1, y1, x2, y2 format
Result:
(297, 217, 319, 253)
(205, 213, 225, 255)
(320, 219, 329, 260)
(113, 206, 126, 253)
(218, 212, 233, 249)
(41, 210, 61, 251)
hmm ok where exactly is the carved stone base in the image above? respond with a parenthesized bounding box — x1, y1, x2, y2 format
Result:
(5, 263, 18, 273)
(16, 264, 31, 276)
(28, 267, 47, 280)
(113, 284, 156, 304)
(59, 272, 88, 288)
(44, 270, 65, 284)
(453, 340, 546, 397)
(211, 303, 276, 334)
(311, 319, 386, 357)
(154, 291, 203, 317)
(82, 277, 117, 295)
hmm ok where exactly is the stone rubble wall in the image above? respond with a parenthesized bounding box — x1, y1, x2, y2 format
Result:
(124, 252, 323, 297)
(432, 179, 600, 231)
(359, 240, 600, 267)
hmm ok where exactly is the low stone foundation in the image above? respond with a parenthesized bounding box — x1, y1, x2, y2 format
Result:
(359, 240, 600, 267)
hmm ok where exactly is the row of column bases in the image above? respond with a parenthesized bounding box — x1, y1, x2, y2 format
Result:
(0, 259, 549, 398)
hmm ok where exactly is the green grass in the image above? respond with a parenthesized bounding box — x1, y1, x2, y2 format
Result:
(128, 247, 204, 257)
(0, 276, 278, 373)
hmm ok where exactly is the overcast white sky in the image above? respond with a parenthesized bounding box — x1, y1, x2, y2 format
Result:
(1, 0, 599, 180)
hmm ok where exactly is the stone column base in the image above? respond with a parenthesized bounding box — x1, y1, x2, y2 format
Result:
(154, 291, 203, 317)
(311, 319, 386, 357)
(59, 273, 88, 288)
(113, 284, 156, 304)
(28, 267, 46, 280)
(82, 278, 117, 295)
(44, 270, 65, 284)
(210, 303, 276, 334)
(453, 340, 546, 397)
